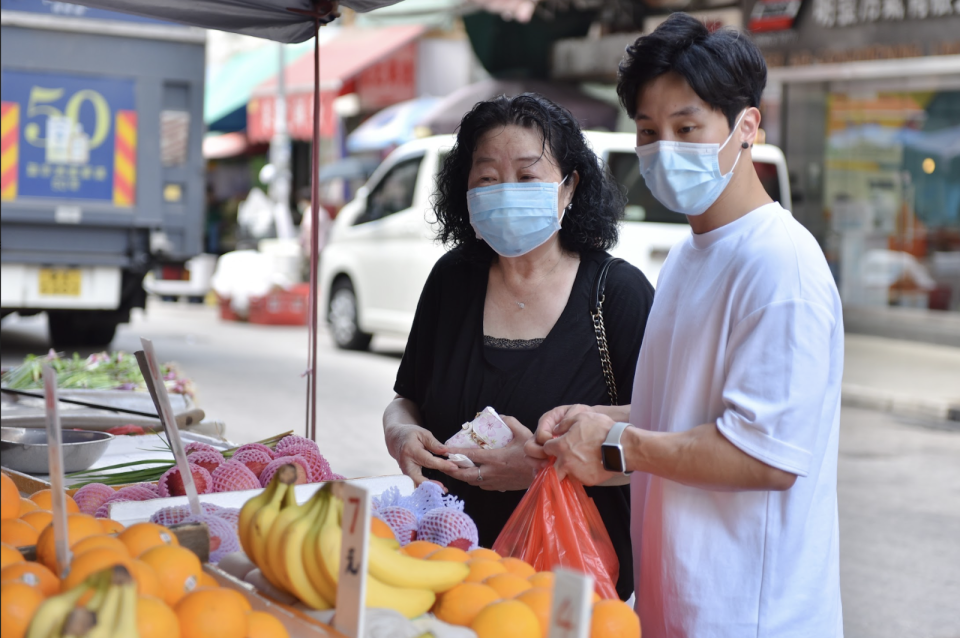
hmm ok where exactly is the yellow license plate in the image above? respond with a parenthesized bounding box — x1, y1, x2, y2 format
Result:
(38, 269, 82, 296)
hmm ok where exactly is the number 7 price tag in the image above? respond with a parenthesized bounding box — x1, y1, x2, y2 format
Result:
(548, 568, 594, 638)
(334, 483, 371, 638)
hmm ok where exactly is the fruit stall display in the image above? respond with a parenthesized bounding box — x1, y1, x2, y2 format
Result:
(2, 470, 301, 638)
(3, 458, 642, 638)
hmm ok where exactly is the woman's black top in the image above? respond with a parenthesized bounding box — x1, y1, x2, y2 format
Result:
(394, 247, 655, 599)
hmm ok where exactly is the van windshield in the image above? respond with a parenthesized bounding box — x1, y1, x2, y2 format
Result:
(607, 152, 782, 223)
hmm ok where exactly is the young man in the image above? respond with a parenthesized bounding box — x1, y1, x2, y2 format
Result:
(525, 13, 844, 637)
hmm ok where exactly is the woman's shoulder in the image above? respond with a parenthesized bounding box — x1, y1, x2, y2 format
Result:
(425, 247, 488, 289)
(580, 251, 654, 300)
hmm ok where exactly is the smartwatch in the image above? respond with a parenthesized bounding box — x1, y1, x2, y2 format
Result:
(601, 422, 633, 474)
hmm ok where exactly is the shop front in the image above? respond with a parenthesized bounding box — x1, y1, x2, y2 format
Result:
(752, 0, 960, 311)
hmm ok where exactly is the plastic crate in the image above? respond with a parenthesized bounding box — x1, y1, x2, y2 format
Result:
(248, 284, 310, 326)
(218, 294, 243, 322)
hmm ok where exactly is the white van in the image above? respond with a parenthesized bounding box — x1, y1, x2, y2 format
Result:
(319, 133, 791, 350)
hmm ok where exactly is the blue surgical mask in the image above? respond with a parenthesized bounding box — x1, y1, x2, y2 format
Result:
(635, 111, 746, 216)
(467, 176, 568, 257)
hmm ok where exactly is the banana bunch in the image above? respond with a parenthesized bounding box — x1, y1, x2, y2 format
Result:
(27, 565, 138, 638)
(238, 464, 470, 619)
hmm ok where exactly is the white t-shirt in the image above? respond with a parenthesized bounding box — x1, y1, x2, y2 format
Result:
(628, 202, 844, 638)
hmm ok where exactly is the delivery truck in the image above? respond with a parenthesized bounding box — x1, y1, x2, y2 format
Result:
(0, 1, 206, 346)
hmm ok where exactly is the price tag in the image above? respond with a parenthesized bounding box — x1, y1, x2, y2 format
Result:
(334, 483, 371, 638)
(548, 568, 594, 638)
(42, 366, 72, 578)
(135, 339, 201, 516)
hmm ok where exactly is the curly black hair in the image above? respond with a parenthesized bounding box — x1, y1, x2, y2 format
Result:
(433, 94, 625, 261)
(617, 13, 767, 129)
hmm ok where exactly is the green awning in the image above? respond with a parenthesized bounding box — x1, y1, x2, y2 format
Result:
(204, 40, 315, 130)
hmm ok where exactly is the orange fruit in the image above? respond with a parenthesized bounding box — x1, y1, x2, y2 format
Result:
(1, 543, 25, 570)
(198, 571, 219, 588)
(516, 587, 552, 638)
(71, 534, 129, 557)
(1, 473, 20, 520)
(19, 510, 53, 533)
(29, 490, 79, 514)
(175, 587, 249, 638)
(60, 547, 132, 592)
(246, 610, 290, 638)
(1, 581, 45, 638)
(399, 540, 442, 558)
(99, 518, 125, 534)
(471, 599, 541, 638)
(1, 519, 39, 547)
(469, 547, 502, 561)
(18, 498, 38, 515)
(35, 513, 103, 572)
(137, 594, 182, 638)
(370, 517, 395, 540)
(592, 591, 602, 604)
(1, 561, 60, 597)
(485, 573, 533, 599)
(119, 522, 179, 558)
(129, 559, 162, 598)
(527, 571, 555, 589)
(500, 556, 536, 578)
(464, 558, 508, 583)
(433, 582, 501, 626)
(426, 547, 471, 563)
(590, 599, 640, 638)
(140, 545, 201, 606)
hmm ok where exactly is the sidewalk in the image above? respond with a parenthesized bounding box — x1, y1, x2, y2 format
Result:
(843, 333, 960, 423)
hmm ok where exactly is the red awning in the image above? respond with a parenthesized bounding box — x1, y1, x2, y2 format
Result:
(253, 24, 426, 96)
(247, 24, 425, 142)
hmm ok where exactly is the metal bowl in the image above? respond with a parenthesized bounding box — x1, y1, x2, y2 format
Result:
(0, 427, 114, 474)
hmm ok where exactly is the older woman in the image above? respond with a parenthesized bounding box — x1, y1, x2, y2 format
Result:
(382, 94, 654, 599)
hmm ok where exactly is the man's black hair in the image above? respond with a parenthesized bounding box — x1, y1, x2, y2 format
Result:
(617, 13, 767, 129)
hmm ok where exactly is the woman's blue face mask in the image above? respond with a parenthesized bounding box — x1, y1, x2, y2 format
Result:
(466, 175, 568, 258)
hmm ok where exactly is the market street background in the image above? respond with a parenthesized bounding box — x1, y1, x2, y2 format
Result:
(3, 302, 960, 638)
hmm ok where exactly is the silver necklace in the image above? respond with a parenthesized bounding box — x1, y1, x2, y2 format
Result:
(499, 254, 564, 310)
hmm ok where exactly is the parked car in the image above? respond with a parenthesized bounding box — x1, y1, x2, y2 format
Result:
(319, 133, 791, 350)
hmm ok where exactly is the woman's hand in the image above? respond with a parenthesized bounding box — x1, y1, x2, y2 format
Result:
(443, 416, 535, 492)
(384, 422, 458, 487)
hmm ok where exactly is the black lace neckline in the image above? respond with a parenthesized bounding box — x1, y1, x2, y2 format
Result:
(483, 335, 545, 350)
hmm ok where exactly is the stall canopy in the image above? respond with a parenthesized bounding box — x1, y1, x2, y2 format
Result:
(205, 40, 316, 132)
(346, 96, 440, 153)
(247, 24, 426, 142)
(419, 78, 620, 134)
(60, 0, 406, 42)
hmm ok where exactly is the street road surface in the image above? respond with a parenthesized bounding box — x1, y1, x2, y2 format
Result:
(2, 301, 958, 638)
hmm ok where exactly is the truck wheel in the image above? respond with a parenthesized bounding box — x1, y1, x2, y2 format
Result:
(328, 279, 372, 351)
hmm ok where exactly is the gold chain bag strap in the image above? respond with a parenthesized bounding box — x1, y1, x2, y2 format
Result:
(590, 257, 624, 406)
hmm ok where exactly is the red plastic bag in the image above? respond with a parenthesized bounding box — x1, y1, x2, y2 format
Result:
(492, 463, 619, 599)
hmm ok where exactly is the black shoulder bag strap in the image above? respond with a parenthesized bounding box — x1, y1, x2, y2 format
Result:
(590, 256, 625, 406)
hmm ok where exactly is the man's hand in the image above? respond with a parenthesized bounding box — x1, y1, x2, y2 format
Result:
(443, 416, 535, 491)
(540, 410, 621, 485)
(384, 423, 458, 486)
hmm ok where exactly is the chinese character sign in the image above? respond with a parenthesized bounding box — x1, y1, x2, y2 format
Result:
(0, 70, 137, 205)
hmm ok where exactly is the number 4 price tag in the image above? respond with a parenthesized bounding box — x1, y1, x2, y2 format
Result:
(334, 483, 371, 638)
(548, 568, 594, 638)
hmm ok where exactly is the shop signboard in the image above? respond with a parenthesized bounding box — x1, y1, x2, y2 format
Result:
(247, 91, 338, 143)
(1, 70, 137, 206)
(355, 42, 417, 113)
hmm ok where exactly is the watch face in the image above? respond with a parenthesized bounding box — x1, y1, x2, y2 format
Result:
(601, 444, 623, 473)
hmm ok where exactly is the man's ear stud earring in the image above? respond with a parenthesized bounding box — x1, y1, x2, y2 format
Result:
(741, 142, 750, 149)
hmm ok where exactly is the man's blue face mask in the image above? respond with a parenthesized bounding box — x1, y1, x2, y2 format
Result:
(635, 110, 747, 216)
(466, 175, 569, 258)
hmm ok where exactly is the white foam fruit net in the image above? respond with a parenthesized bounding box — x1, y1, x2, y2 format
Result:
(181, 513, 240, 563)
(149, 502, 224, 528)
(373, 481, 464, 521)
(417, 508, 479, 551)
